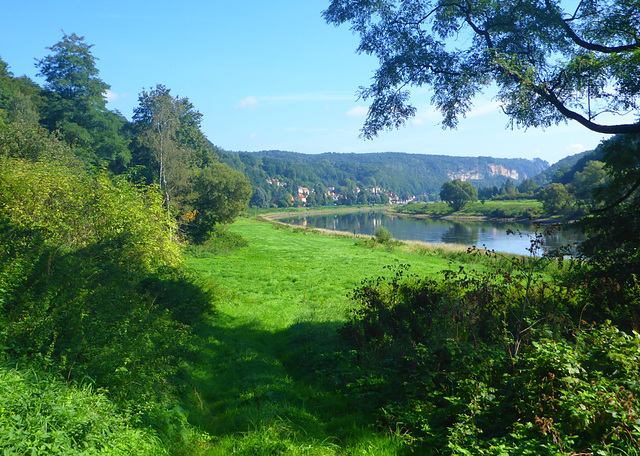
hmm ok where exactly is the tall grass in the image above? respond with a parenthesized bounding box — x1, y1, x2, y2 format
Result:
(0, 364, 167, 455)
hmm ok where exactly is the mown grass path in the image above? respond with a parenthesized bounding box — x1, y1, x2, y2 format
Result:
(184, 217, 469, 454)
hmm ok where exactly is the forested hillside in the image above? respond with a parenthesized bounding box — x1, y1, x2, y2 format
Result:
(219, 149, 548, 206)
(533, 149, 603, 186)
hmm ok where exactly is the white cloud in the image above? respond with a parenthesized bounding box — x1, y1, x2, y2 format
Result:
(346, 105, 368, 118)
(103, 90, 122, 103)
(565, 143, 587, 154)
(411, 117, 424, 126)
(237, 96, 260, 109)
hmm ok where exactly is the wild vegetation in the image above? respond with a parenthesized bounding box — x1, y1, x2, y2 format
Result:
(0, 33, 249, 454)
(397, 199, 543, 220)
(3, 1, 640, 453)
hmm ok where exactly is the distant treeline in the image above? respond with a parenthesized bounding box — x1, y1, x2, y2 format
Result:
(218, 149, 548, 207)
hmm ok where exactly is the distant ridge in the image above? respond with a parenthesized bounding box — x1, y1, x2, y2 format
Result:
(218, 149, 549, 198)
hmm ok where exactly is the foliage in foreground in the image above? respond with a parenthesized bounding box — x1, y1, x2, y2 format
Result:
(0, 365, 167, 455)
(0, 145, 213, 405)
(324, 257, 640, 454)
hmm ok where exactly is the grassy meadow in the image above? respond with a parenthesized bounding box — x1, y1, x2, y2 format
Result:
(396, 199, 543, 219)
(182, 216, 482, 455)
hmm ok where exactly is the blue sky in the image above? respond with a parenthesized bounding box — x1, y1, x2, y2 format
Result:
(1, 0, 610, 164)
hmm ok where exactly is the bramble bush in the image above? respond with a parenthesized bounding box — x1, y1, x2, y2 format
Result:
(327, 252, 640, 454)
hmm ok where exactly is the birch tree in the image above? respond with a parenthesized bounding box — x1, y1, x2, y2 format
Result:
(132, 85, 202, 214)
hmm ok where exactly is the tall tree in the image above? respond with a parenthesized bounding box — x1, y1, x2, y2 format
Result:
(132, 84, 205, 214)
(188, 162, 252, 242)
(573, 160, 608, 200)
(324, 0, 640, 138)
(36, 33, 129, 168)
(540, 182, 572, 214)
(440, 179, 478, 210)
(579, 134, 640, 278)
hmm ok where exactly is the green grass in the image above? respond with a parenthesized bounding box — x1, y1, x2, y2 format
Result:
(182, 217, 475, 455)
(397, 199, 543, 219)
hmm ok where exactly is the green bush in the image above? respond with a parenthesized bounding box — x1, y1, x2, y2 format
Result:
(0, 365, 167, 455)
(184, 225, 248, 256)
(328, 259, 640, 453)
(374, 226, 392, 244)
(0, 155, 213, 404)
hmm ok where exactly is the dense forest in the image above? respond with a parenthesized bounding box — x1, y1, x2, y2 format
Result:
(219, 149, 548, 207)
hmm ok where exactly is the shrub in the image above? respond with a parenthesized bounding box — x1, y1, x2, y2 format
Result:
(184, 225, 248, 256)
(328, 257, 640, 453)
(0, 156, 213, 404)
(0, 365, 167, 455)
(374, 226, 392, 244)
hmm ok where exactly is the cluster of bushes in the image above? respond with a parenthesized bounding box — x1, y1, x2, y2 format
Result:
(0, 124, 216, 452)
(323, 255, 640, 454)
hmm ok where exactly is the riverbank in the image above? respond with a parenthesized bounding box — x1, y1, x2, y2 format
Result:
(256, 207, 476, 254)
(257, 205, 394, 221)
(393, 199, 544, 220)
(256, 200, 569, 225)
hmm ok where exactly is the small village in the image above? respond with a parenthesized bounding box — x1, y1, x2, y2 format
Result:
(266, 178, 416, 206)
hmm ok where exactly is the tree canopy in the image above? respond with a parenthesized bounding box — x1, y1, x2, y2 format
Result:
(36, 33, 130, 168)
(132, 85, 250, 239)
(440, 178, 478, 210)
(324, 0, 640, 138)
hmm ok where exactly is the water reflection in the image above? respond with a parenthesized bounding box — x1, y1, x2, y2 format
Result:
(441, 223, 479, 245)
(280, 211, 585, 256)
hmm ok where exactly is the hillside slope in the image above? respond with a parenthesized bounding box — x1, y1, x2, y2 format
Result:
(219, 150, 549, 199)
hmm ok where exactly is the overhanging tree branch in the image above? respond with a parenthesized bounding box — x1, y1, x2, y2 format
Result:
(544, 0, 640, 54)
(591, 176, 640, 212)
(534, 85, 640, 134)
(324, 0, 640, 137)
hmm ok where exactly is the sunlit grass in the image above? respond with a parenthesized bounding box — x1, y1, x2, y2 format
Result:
(182, 216, 474, 454)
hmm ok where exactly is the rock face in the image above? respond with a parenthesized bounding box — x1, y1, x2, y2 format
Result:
(488, 164, 519, 180)
(447, 169, 484, 181)
(448, 164, 520, 181)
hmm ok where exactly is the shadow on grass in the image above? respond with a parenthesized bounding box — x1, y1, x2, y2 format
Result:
(182, 314, 411, 454)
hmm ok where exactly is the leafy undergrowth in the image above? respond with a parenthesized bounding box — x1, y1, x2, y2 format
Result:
(0, 365, 167, 455)
(322, 258, 640, 454)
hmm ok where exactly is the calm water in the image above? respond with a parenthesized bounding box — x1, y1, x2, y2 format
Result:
(280, 211, 585, 256)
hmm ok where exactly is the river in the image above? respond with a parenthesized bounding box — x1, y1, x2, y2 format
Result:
(279, 211, 585, 256)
